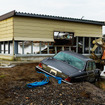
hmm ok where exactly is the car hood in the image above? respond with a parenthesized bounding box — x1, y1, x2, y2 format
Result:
(41, 58, 79, 76)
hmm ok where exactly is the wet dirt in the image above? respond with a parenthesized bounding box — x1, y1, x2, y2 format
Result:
(0, 63, 105, 105)
(95, 79, 105, 91)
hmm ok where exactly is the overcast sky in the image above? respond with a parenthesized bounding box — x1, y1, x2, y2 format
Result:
(0, 0, 105, 34)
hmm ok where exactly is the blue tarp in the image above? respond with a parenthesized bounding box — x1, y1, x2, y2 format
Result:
(26, 71, 62, 88)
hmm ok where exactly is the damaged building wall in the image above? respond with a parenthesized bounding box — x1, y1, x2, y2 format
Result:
(13, 16, 102, 41)
(0, 10, 104, 61)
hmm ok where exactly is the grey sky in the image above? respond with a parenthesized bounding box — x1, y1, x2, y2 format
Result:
(0, 0, 105, 33)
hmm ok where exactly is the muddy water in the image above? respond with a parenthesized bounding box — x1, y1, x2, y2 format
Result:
(94, 78, 105, 91)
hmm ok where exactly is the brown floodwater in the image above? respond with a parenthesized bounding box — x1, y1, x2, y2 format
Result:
(94, 78, 105, 91)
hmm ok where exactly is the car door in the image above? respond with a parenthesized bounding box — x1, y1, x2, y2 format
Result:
(86, 61, 96, 82)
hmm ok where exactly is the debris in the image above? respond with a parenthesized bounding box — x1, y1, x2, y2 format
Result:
(0, 63, 15, 68)
(25, 97, 29, 100)
(100, 66, 105, 78)
(26, 71, 62, 88)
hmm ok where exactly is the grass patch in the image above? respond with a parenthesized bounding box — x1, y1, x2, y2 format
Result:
(0, 75, 5, 78)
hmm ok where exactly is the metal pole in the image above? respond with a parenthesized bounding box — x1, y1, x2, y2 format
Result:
(22, 41, 24, 54)
(89, 37, 91, 54)
(69, 46, 71, 51)
(55, 46, 57, 54)
(39, 42, 41, 54)
(76, 37, 78, 53)
(13, 40, 14, 55)
(83, 37, 85, 54)
(3, 42, 5, 54)
(31, 41, 33, 54)
(8, 41, 10, 54)
(0, 42, 1, 53)
(14, 41, 18, 54)
(47, 43, 49, 54)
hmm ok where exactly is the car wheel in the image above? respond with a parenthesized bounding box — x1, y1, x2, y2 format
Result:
(86, 73, 97, 83)
(87, 71, 100, 83)
(95, 71, 100, 81)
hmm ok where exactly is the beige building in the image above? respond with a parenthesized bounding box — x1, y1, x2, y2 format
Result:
(0, 10, 105, 61)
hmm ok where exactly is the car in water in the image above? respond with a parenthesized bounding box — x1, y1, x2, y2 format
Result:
(36, 51, 100, 83)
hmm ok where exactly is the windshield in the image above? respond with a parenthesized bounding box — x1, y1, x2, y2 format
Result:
(54, 52, 85, 70)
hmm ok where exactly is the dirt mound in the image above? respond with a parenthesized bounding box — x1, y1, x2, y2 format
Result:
(0, 63, 105, 105)
(0, 63, 45, 104)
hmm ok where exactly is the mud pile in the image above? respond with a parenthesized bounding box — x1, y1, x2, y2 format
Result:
(0, 63, 105, 105)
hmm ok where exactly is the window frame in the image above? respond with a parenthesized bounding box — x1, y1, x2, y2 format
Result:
(86, 60, 96, 71)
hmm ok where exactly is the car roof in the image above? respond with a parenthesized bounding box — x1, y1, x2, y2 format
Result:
(59, 51, 92, 62)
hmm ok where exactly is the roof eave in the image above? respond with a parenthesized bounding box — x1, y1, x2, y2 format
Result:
(0, 10, 105, 26)
(15, 12, 105, 25)
(0, 10, 15, 21)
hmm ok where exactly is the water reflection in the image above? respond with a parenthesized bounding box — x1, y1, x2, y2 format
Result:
(95, 78, 105, 91)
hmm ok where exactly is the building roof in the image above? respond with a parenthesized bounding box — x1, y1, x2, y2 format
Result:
(0, 10, 105, 25)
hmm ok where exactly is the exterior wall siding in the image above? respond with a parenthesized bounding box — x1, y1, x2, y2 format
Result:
(0, 17, 13, 41)
(13, 16, 102, 42)
(0, 55, 14, 60)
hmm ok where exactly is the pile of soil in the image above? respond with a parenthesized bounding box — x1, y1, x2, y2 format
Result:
(0, 63, 105, 105)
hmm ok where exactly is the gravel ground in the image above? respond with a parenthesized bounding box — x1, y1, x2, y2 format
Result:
(0, 63, 105, 105)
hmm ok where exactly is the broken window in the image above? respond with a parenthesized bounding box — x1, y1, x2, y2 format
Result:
(54, 31, 74, 52)
(54, 51, 85, 70)
(17, 41, 55, 55)
(86, 61, 96, 71)
(33, 42, 55, 54)
(54, 31, 74, 45)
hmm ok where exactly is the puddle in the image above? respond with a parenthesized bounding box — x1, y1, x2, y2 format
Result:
(94, 78, 105, 91)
